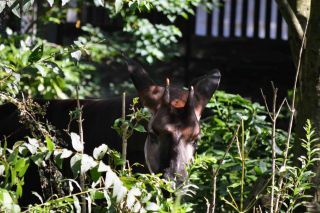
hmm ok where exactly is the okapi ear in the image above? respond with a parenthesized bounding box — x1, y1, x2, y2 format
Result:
(193, 69, 221, 120)
(125, 57, 164, 113)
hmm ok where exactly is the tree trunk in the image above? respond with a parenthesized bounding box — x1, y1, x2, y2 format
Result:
(277, 0, 320, 203)
(293, 0, 320, 202)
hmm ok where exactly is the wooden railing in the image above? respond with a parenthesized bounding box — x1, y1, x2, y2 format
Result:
(195, 0, 288, 40)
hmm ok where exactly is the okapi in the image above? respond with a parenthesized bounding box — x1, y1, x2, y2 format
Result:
(0, 59, 220, 203)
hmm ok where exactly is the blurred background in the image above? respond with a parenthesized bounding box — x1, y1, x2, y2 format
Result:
(0, 0, 294, 102)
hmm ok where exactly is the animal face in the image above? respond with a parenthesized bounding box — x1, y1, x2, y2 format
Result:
(127, 59, 221, 184)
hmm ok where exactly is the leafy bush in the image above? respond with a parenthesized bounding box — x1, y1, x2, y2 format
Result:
(0, 29, 100, 99)
(1, 91, 319, 212)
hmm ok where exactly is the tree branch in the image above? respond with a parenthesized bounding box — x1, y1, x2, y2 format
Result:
(276, 0, 304, 40)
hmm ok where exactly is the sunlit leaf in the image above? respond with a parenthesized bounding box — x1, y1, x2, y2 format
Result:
(45, 136, 55, 152)
(71, 50, 82, 61)
(114, 0, 123, 13)
(0, 1, 6, 13)
(93, 0, 104, 6)
(61, 0, 71, 6)
(146, 202, 159, 211)
(70, 154, 81, 177)
(93, 144, 108, 160)
(47, 0, 54, 7)
(71, 132, 83, 152)
(81, 154, 97, 174)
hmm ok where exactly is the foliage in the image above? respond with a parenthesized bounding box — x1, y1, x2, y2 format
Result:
(1, 90, 319, 212)
(0, 29, 100, 99)
(279, 119, 320, 212)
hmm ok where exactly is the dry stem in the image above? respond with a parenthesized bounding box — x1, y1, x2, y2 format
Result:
(76, 86, 86, 213)
(274, 15, 309, 213)
(211, 124, 240, 213)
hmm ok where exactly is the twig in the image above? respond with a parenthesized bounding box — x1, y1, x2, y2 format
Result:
(211, 124, 240, 213)
(274, 13, 310, 213)
(260, 83, 286, 213)
(76, 86, 86, 213)
(240, 119, 245, 212)
(121, 92, 128, 171)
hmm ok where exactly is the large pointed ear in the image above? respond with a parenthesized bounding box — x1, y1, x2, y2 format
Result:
(124, 57, 164, 113)
(193, 69, 221, 120)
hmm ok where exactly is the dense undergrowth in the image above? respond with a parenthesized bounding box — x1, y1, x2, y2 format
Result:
(0, 91, 319, 212)
(0, 1, 319, 211)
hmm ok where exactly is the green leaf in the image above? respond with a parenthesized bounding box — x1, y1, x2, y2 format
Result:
(71, 132, 83, 152)
(115, 0, 123, 13)
(146, 202, 159, 211)
(70, 154, 81, 177)
(28, 44, 43, 63)
(0, 1, 6, 14)
(93, 144, 108, 160)
(45, 136, 55, 152)
(81, 154, 97, 174)
(71, 50, 82, 61)
(133, 124, 146, 133)
(15, 158, 29, 177)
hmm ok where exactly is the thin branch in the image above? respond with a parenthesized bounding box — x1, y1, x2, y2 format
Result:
(260, 89, 272, 120)
(275, 0, 304, 40)
(76, 86, 86, 213)
(274, 13, 310, 213)
(121, 92, 128, 171)
(211, 124, 240, 213)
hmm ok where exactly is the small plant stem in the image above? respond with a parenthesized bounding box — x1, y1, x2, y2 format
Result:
(240, 119, 245, 212)
(23, 186, 106, 213)
(121, 92, 128, 171)
(76, 86, 86, 213)
(261, 85, 286, 213)
(270, 83, 278, 213)
(274, 16, 309, 213)
(211, 125, 240, 213)
(211, 173, 217, 213)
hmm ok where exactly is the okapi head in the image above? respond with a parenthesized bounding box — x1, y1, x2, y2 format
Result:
(126, 60, 221, 185)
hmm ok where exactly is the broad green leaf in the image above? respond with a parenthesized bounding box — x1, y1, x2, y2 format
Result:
(71, 50, 82, 61)
(30, 153, 46, 167)
(146, 202, 159, 211)
(45, 136, 55, 152)
(28, 44, 43, 63)
(15, 158, 29, 177)
(105, 169, 117, 189)
(70, 154, 81, 177)
(0, 2, 6, 13)
(133, 124, 146, 133)
(126, 188, 141, 209)
(61, 149, 73, 158)
(132, 201, 142, 213)
(114, 0, 123, 13)
(81, 154, 97, 174)
(93, 144, 108, 160)
(112, 180, 127, 203)
(97, 161, 109, 172)
(71, 132, 83, 152)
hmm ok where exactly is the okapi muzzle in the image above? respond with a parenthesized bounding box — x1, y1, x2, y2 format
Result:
(127, 60, 221, 184)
